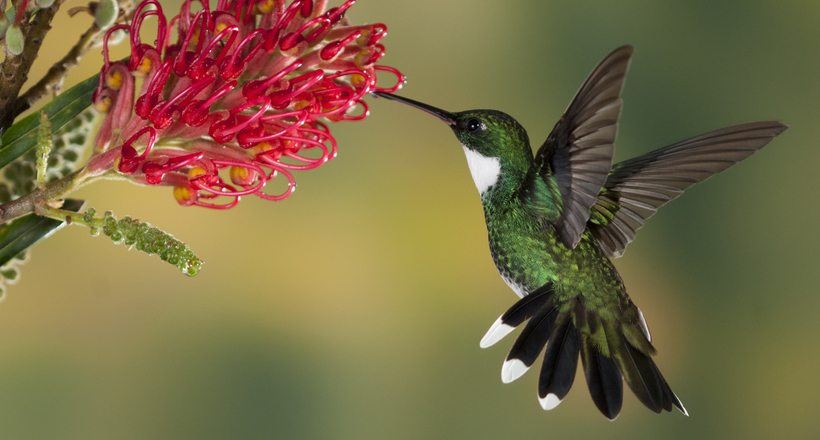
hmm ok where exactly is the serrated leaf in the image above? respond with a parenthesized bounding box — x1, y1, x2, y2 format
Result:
(0, 74, 99, 171)
(0, 199, 85, 267)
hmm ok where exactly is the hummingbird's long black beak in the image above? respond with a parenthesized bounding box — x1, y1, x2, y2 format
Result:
(372, 91, 456, 126)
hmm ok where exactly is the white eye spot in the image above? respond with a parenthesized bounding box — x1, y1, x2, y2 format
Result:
(461, 145, 501, 196)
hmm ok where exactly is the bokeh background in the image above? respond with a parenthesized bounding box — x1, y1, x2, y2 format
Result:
(0, 0, 816, 438)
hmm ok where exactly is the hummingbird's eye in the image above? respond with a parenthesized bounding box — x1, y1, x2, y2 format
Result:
(466, 118, 484, 133)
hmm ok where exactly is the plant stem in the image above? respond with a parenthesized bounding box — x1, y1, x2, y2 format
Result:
(13, 0, 136, 117)
(34, 203, 97, 229)
(0, 2, 62, 133)
(0, 169, 81, 224)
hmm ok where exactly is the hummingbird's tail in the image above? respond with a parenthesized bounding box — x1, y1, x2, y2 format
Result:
(480, 283, 687, 420)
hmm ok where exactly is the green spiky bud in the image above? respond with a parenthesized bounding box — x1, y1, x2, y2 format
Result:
(79, 209, 203, 276)
(83, 207, 97, 224)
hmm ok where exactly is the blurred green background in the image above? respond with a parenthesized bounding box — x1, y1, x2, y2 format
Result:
(0, 0, 817, 438)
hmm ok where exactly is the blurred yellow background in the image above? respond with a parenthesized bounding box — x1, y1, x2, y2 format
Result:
(0, 0, 816, 438)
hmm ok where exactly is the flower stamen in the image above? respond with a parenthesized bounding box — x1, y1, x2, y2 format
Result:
(91, 0, 403, 209)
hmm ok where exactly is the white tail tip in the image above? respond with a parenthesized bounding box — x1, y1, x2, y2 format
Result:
(501, 358, 530, 384)
(479, 316, 515, 348)
(538, 393, 563, 411)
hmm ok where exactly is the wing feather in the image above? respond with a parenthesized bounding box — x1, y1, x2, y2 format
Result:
(532, 45, 633, 249)
(591, 121, 788, 257)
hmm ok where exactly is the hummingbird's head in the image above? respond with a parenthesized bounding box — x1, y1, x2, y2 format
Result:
(374, 92, 533, 196)
(448, 109, 531, 159)
(374, 92, 530, 158)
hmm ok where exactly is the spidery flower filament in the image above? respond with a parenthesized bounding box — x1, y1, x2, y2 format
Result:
(90, 0, 404, 209)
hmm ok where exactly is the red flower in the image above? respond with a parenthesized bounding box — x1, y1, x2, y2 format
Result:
(90, 0, 403, 208)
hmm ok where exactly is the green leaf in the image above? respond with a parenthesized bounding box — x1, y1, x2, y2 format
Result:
(0, 74, 99, 171)
(0, 199, 85, 267)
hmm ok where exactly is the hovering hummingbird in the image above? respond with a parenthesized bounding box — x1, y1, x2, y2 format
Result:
(374, 45, 787, 420)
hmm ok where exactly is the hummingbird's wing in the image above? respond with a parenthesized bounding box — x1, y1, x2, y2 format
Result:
(532, 45, 633, 249)
(589, 121, 788, 258)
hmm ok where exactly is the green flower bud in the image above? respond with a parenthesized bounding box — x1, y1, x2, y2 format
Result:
(94, 0, 119, 30)
(83, 207, 97, 224)
(5, 24, 23, 56)
(78, 208, 203, 276)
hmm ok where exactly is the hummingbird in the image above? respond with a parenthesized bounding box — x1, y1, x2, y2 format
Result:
(374, 45, 787, 420)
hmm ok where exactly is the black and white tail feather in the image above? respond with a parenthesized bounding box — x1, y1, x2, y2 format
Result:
(480, 282, 687, 420)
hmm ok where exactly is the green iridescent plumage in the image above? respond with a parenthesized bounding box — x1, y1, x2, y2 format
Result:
(375, 45, 786, 419)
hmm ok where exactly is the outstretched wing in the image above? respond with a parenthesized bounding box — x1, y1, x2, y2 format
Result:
(589, 121, 788, 258)
(531, 45, 633, 249)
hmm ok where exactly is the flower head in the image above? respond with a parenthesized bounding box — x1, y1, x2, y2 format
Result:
(91, 0, 403, 208)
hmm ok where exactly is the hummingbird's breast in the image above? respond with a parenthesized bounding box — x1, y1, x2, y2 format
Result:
(482, 199, 626, 305)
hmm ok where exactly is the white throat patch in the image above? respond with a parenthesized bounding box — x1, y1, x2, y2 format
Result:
(461, 145, 501, 196)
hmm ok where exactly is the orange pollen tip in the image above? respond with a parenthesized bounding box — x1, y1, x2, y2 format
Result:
(174, 186, 197, 204)
(256, 0, 276, 13)
(280, 139, 296, 150)
(105, 71, 124, 90)
(188, 166, 208, 179)
(357, 30, 370, 46)
(350, 73, 367, 88)
(354, 49, 374, 68)
(229, 166, 258, 186)
(252, 141, 275, 154)
(230, 166, 249, 179)
(95, 96, 113, 113)
(133, 57, 152, 78)
(188, 30, 201, 48)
